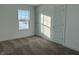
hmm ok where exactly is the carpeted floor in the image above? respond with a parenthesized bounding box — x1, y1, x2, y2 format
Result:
(0, 35, 79, 55)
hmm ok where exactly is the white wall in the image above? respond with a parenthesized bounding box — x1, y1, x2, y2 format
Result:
(65, 5, 79, 51)
(36, 4, 79, 52)
(0, 5, 35, 41)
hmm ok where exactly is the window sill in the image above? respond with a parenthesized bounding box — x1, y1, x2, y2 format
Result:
(19, 29, 29, 31)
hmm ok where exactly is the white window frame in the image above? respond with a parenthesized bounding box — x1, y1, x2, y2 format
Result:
(18, 9, 30, 31)
(41, 14, 51, 38)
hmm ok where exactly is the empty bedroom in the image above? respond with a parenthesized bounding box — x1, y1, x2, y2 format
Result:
(0, 4, 79, 55)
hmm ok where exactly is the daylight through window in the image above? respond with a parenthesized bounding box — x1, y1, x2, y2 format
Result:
(18, 9, 30, 30)
(41, 14, 51, 38)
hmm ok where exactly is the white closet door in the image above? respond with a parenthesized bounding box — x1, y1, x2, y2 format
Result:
(53, 5, 66, 45)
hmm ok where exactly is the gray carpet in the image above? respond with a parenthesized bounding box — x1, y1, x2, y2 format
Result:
(0, 36, 79, 55)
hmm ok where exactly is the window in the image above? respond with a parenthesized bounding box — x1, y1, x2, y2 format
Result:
(18, 9, 30, 30)
(41, 14, 51, 38)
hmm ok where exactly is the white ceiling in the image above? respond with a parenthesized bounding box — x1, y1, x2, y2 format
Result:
(29, 4, 40, 6)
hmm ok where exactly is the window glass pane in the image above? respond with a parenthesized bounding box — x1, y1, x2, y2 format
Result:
(18, 16, 22, 20)
(21, 16, 26, 20)
(22, 10, 28, 17)
(18, 9, 29, 20)
(44, 15, 51, 27)
(18, 9, 29, 30)
(19, 21, 29, 30)
(47, 16, 51, 27)
(43, 26, 50, 38)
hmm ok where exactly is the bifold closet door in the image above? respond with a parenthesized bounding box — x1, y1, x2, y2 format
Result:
(53, 5, 66, 45)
